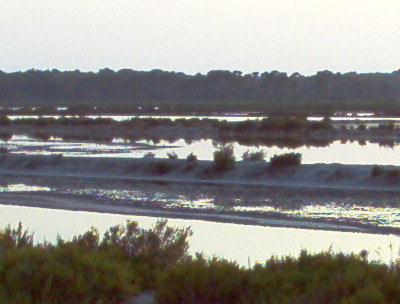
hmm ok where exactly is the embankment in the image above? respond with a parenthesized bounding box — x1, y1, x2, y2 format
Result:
(0, 154, 399, 191)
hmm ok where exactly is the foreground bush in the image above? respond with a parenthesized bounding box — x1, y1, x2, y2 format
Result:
(157, 250, 400, 304)
(269, 152, 302, 168)
(0, 221, 191, 304)
(213, 145, 235, 171)
(2, 222, 400, 304)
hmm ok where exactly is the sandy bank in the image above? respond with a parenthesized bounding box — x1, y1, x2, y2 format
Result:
(0, 154, 399, 191)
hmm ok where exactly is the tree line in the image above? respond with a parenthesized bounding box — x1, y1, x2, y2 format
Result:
(1, 68, 400, 113)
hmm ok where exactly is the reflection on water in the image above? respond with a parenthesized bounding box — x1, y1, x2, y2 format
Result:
(10, 185, 395, 230)
(0, 204, 399, 266)
(7, 113, 400, 122)
(0, 184, 52, 192)
(2, 135, 400, 165)
(234, 204, 400, 228)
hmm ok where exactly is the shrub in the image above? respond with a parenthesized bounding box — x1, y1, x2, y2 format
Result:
(242, 150, 266, 161)
(156, 250, 400, 304)
(185, 153, 198, 170)
(143, 152, 155, 158)
(0, 146, 9, 154)
(167, 151, 178, 160)
(186, 153, 197, 162)
(0, 116, 11, 126)
(213, 145, 235, 171)
(157, 254, 248, 304)
(269, 152, 302, 168)
(0, 133, 12, 142)
(371, 165, 384, 177)
(0, 220, 192, 301)
(153, 160, 171, 175)
(378, 123, 395, 130)
(357, 124, 367, 131)
(387, 168, 400, 179)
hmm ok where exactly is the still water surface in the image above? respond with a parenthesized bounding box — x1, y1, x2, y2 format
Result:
(0, 204, 399, 266)
(7, 114, 400, 122)
(3, 136, 400, 165)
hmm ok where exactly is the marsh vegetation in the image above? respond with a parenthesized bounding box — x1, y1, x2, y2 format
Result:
(1, 222, 400, 304)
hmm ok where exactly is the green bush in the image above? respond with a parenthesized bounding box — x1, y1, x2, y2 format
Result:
(167, 151, 178, 159)
(185, 153, 198, 170)
(0, 221, 192, 303)
(156, 250, 400, 304)
(371, 165, 384, 177)
(358, 124, 367, 131)
(143, 152, 155, 158)
(2, 223, 400, 304)
(213, 145, 236, 171)
(242, 150, 266, 161)
(186, 153, 197, 162)
(269, 152, 302, 168)
(387, 168, 400, 179)
(157, 254, 249, 304)
(153, 160, 172, 175)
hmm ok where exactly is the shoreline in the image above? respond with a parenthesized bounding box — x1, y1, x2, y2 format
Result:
(2, 117, 400, 146)
(0, 192, 398, 235)
(1, 154, 400, 191)
(1, 154, 400, 235)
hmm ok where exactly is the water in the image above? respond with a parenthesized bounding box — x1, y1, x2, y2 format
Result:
(7, 114, 400, 122)
(2, 182, 400, 230)
(0, 204, 398, 265)
(3, 136, 400, 165)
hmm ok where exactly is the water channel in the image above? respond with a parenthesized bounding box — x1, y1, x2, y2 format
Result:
(1, 204, 399, 266)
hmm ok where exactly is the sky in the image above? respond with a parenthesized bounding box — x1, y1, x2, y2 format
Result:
(1, 0, 400, 75)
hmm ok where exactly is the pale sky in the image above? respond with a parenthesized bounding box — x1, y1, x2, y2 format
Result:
(1, 0, 400, 75)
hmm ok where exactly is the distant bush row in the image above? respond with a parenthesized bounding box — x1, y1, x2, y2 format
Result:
(2, 222, 400, 304)
(148, 148, 302, 174)
(0, 115, 333, 132)
(371, 165, 400, 178)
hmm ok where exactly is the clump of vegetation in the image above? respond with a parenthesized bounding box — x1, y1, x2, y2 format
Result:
(371, 166, 400, 179)
(157, 250, 400, 304)
(378, 122, 395, 130)
(51, 153, 63, 161)
(242, 150, 266, 161)
(213, 145, 235, 171)
(0, 133, 12, 142)
(357, 124, 367, 131)
(371, 165, 384, 177)
(185, 153, 198, 170)
(186, 152, 197, 163)
(0, 116, 11, 126)
(167, 151, 178, 159)
(269, 152, 302, 168)
(0, 221, 191, 304)
(2, 222, 400, 304)
(143, 152, 155, 158)
(387, 168, 400, 179)
(0, 146, 9, 154)
(153, 160, 172, 175)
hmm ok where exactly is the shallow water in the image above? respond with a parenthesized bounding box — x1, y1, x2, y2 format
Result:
(2, 183, 400, 229)
(3, 135, 400, 165)
(0, 204, 399, 266)
(7, 114, 400, 122)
